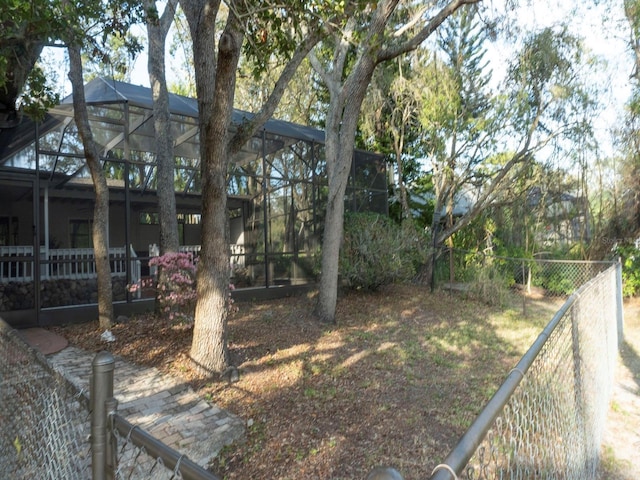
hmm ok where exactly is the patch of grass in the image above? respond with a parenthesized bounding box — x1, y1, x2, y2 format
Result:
(432, 351, 457, 368)
(402, 338, 429, 363)
(346, 329, 377, 343)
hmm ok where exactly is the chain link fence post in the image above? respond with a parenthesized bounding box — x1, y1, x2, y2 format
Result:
(91, 351, 115, 480)
(616, 258, 624, 345)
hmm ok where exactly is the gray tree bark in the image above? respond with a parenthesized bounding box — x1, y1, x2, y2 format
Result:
(180, 0, 238, 375)
(68, 45, 114, 330)
(146, 0, 180, 254)
(313, 51, 377, 323)
(0, 39, 43, 127)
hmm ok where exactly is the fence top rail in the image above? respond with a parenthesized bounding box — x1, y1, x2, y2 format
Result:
(430, 264, 617, 479)
(441, 247, 617, 265)
(0, 245, 34, 252)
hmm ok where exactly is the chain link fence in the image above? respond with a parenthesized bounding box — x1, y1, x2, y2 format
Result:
(0, 320, 219, 480)
(90, 352, 220, 480)
(0, 321, 91, 479)
(427, 260, 621, 480)
(109, 415, 219, 480)
(433, 248, 613, 305)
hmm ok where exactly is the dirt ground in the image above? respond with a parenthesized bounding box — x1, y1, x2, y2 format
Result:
(51, 286, 640, 479)
(598, 298, 640, 479)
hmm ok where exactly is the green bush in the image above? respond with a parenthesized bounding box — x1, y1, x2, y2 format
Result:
(615, 245, 640, 297)
(467, 263, 512, 306)
(541, 271, 575, 295)
(339, 213, 427, 290)
(530, 263, 576, 296)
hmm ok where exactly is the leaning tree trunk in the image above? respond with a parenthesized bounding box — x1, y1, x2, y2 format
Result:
(68, 45, 114, 330)
(314, 56, 375, 324)
(313, 148, 351, 323)
(0, 39, 43, 127)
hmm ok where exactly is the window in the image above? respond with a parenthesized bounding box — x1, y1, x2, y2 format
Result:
(0, 217, 18, 246)
(177, 213, 201, 225)
(139, 212, 160, 225)
(70, 219, 92, 248)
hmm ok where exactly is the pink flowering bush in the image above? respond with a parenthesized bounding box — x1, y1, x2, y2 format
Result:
(128, 251, 238, 324)
(151, 252, 198, 323)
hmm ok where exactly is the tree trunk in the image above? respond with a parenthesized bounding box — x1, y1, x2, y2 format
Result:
(181, 0, 320, 373)
(314, 54, 376, 323)
(68, 45, 114, 330)
(313, 149, 350, 323)
(147, 0, 179, 254)
(395, 137, 411, 220)
(182, 2, 241, 375)
(312, 0, 479, 321)
(147, 0, 179, 315)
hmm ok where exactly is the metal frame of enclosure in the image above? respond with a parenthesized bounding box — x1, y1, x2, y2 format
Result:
(0, 77, 387, 327)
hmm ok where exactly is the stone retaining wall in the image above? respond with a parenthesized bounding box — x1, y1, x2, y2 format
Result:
(0, 277, 128, 311)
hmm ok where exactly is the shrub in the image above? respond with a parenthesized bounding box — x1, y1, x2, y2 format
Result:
(339, 213, 427, 290)
(467, 262, 512, 307)
(130, 252, 238, 323)
(151, 252, 198, 323)
(541, 271, 575, 296)
(615, 244, 640, 297)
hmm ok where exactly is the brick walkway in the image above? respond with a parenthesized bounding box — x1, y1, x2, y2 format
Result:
(47, 346, 245, 468)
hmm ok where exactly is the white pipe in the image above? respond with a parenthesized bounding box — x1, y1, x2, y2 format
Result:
(44, 187, 49, 251)
(43, 186, 49, 279)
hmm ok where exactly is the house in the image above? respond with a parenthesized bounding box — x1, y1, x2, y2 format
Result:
(0, 77, 387, 327)
(527, 187, 590, 246)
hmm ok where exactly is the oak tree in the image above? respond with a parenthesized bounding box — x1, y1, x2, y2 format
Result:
(310, 0, 481, 323)
(179, 0, 322, 374)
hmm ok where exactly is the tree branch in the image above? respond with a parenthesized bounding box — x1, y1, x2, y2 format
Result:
(334, 16, 357, 78)
(308, 50, 334, 90)
(377, 0, 481, 64)
(160, 0, 178, 34)
(229, 26, 324, 153)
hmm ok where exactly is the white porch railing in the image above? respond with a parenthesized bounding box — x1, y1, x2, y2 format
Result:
(0, 245, 33, 282)
(230, 244, 245, 267)
(180, 244, 202, 256)
(0, 245, 141, 285)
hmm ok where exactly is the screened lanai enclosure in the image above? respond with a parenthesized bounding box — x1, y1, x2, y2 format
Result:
(0, 77, 387, 327)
